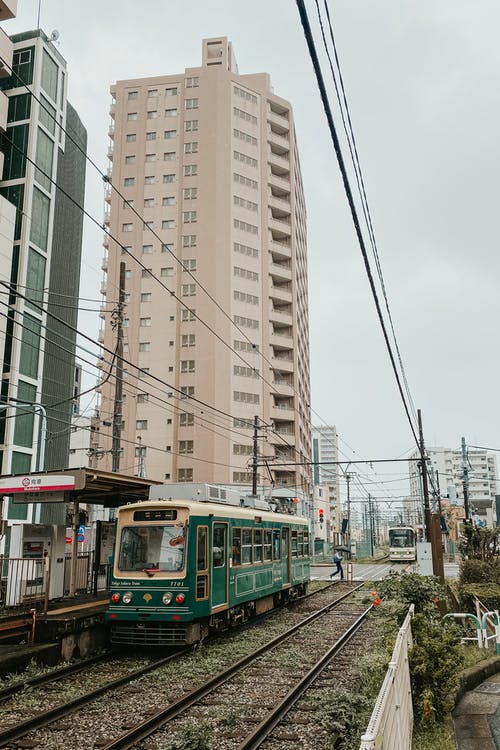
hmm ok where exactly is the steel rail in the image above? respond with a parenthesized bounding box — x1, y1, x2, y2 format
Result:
(0, 648, 187, 746)
(101, 585, 365, 750)
(238, 607, 371, 749)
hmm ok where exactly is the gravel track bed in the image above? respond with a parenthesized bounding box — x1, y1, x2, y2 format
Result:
(1, 584, 366, 750)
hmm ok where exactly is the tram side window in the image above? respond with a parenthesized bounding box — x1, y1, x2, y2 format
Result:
(253, 528, 263, 563)
(303, 531, 309, 556)
(213, 523, 226, 567)
(272, 529, 281, 560)
(242, 528, 252, 564)
(263, 529, 272, 561)
(297, 531, 304, 557)
(232, 527, 241, 566)
(291, 530, 298, 558)
(196, 525, 208, 599)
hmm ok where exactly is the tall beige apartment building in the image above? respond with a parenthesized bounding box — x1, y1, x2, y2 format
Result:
(98, 38, 311, 494)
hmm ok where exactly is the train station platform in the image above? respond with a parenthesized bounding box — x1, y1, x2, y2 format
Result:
(0, 595, 108, 671)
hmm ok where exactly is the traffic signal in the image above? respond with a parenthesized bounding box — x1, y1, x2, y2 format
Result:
(319, 508, 324, 524)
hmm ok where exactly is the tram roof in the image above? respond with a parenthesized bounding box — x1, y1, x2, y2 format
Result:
(118, 497, 309, 524)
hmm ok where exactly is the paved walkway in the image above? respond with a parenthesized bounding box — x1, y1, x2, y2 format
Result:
(454, 672, 500, 749)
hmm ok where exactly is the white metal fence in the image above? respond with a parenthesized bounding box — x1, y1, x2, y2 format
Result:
(359, 604, 414, 750)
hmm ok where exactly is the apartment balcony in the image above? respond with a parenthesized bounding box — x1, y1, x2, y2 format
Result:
(99, 303, 107, 319)
(109, 102, 116, 117)
(271, 404, 295, 423)
(269, 216, 291, 240)
(103, 208, 110, 225)
(269, 193, 291, 218)
(100, 281, 107, 296)
(104, 184, 112, 203)
(269, 429, 295, 447)
(107, 167, 113, 180)
(0, 90, 7, 133)
(267, 108, 289, 132)
(270, 239, 291, 261)
(267, 127, 290, 153)
(107, 146, 114, 161)
(270, 284, 292, 305)
(103, 235, 109, 249)
(108, 123, 115, 139)
(270, 262, 292, 283)
(268, 169, 290, 194)
(270, 328, 293, 350)
(272, 378, 294, 397)
(271, 354, 293, 373)
(0, 1, 17, 21)
(101, 255, 108, 271)
(98, 329, 105, 343)
(269, 306, 293, 325)
(0, 28, 13, 79)
(268, 152, 290, 176)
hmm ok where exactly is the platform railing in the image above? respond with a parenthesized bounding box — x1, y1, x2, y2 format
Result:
(0, 555, 46, 612)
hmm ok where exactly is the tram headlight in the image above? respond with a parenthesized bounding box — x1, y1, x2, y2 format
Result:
(162, 592, 173, 605)
(122, 591, 133, 604)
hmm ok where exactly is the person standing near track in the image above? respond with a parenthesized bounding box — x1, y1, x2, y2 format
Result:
(330, 549, 344, 581)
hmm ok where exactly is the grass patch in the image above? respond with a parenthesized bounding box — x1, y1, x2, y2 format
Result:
(412, 719, 456, 750)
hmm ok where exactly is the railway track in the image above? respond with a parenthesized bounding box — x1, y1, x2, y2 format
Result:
(0, 582, 368, 750)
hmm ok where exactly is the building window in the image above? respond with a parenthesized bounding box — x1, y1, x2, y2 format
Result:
(234, 172, 258, 190)
(184, 142, 198, 154)
(142, 244, 153, 254)
(141, 268, 152, 278)
(137, 393, 149, 403)
(234, 195, 258, 212)
(162, 243, 174, 253)
(234, 150, 258, 168)
(233, 107, 257, 125)
(180, 412, 194, 426)
(138, 368, 150, 379)
(233, 315, 259, 329)
(181, 283, 196, 296)
(179, 440, 194, 454)
(163, 174, 176, 183)
(146, 131, 157, 141)
(180, 386, 194, 398)
(147, 110, 158, 119)
(122, 223, 133, 232)
(184, 164, 198, 176)
(234, 290, 258, 305)
(233, 129, 258, 147)
(164, 151, 176, 161)
(162, 219, 175, 229)
(183, 187, 198, 200)
(164, 129, 177, 139)
(123, 177, 135, 187)
(165, 87, 178, 96)
(141, 293, 152, 302)
(182, 235, 197, 247)
(183, 211, 197, 223)
(234, 266, 259, 281)
(122, 199, 134, 208)
(160, 267, 174, 277)
(181, 334, 195, 347)
(234, 218, 258, 235)
(183, 259, 196, 271)
(145, 153, 156, 162)
(233, 391, 260, 404)
(144, 221, 154, 230)
(234, 241, 259, 258)
(145, 175, 155, 184)
(124, 270, 132, 279)
(181, 309, 196, 322)
(177, 468, 193, 482)
(140, 317, 152, 327)
(139, 342, 151, 351)
(136, 420, 148, 430)
(128, 91, 138, 100)
(185, 120, 198, 132)
(180, 360, 195, 373)
(186, 76, 199, 88)
(165, 108, 178, 117)
(234, 365, 259, 378)
(185, 98, 199, 109)
(125, 155, 136, 164)
(233, 85, 258, 105)
(126, 133, 136, 142)
(144, 198, 155, 208)
(127, 112, 138, 121)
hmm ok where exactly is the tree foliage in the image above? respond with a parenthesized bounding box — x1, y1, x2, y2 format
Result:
(458, 524, 500, 562)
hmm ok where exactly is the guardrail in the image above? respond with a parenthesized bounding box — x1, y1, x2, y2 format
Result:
(359, 604, 414, 750)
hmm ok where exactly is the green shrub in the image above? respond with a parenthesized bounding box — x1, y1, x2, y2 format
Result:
(458, 583, 500, 612)
(162, 722, 213, 750)
(459, 558, 500, 584)
(314, 688, 374, 749)
(375, 572, 445, 618)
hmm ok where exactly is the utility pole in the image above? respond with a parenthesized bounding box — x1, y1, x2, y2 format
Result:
(418, 409, 431, 540)
(111, 262, 125, 474)
(252, 415, 259, 496)
(368, 494, 375, 557)
(345, 472, 354, 557)
(461, 436, 470, 521)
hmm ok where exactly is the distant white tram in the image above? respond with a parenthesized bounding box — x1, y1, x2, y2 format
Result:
(388, 526, 416, 563)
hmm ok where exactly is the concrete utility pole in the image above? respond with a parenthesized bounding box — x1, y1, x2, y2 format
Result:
(418, 409, 432, 540)
(345, 472, 355, 556)
(111, 262, 125, 473)
(461, 436, 470, 521)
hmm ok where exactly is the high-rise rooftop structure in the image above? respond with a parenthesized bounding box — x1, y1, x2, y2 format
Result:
(0, 27, 87, 525)
(98, 37, 311, 493)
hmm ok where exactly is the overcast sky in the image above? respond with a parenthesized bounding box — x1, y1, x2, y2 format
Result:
(6, 1, 500, 508)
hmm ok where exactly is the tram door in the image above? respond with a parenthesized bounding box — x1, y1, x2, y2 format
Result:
(211, 522, 228, 610)
(281, 527, 290, 584)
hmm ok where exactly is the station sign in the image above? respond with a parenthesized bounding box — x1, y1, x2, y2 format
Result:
(0, 475, 76, 503)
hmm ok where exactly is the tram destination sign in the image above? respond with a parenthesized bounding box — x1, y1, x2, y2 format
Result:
(0, 474, 76, 503)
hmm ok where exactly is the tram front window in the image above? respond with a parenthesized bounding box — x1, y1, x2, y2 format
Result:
(118, 525, 185, 573)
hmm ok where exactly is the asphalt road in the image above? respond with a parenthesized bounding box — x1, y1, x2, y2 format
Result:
(311, 561, 460, 582)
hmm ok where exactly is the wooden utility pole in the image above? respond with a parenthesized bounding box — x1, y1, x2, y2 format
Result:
(418, 409, 431, 541)
(111, 262, 125, 473)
